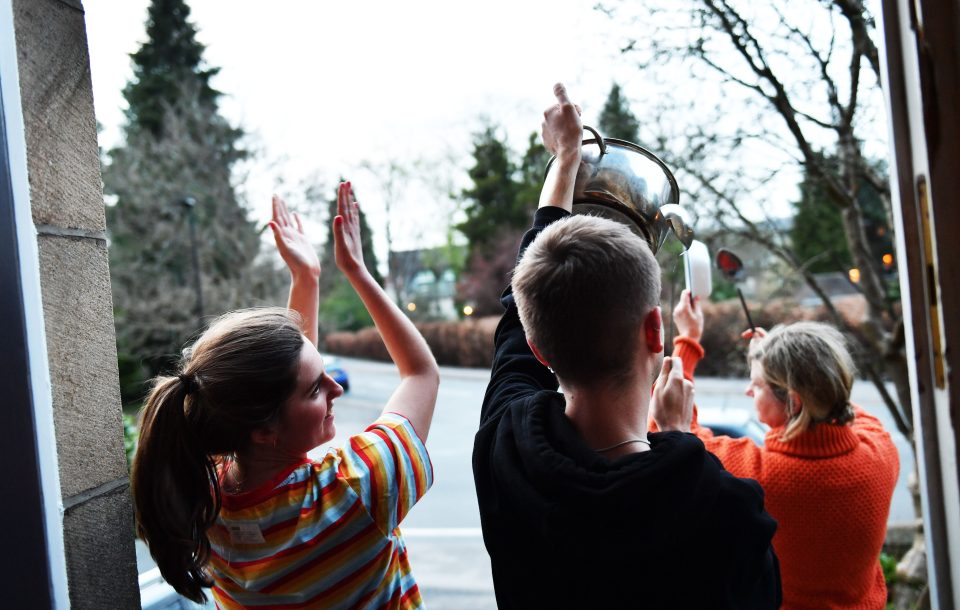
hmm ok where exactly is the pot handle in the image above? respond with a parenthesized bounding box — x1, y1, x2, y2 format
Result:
(582, 125, 607, 157)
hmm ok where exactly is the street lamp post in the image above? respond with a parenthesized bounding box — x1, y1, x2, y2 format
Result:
(179, 196, 204, 326)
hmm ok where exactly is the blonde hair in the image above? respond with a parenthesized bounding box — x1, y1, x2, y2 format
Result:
(132, 308, 305, 602)
(512, 215, 661, 387)
(750, 321, 856, 442)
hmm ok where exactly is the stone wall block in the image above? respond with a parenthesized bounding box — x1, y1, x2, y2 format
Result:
(62, 486, 141, 609)
(14, 0, 105, 231)
(38, 234, 128, 497)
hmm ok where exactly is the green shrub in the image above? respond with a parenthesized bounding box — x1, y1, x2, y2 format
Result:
(880, 552, 898, 585)
(325, 316, 499, 367)
(322, 295, 870, 375)
(319, 281, 374, 333)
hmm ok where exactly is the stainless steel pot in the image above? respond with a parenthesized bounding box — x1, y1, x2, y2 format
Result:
(543, 126, 693, 254)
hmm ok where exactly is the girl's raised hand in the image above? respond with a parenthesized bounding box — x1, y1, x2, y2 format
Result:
(333, 181, 366, 276)
(740, 327, 767, 341)
(741, 327, 768, 355)
(269, 195, 320, 280)
(673, 289, 704, 341)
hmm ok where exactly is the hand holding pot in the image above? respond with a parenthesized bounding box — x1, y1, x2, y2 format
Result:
(539, 83, 583, 211)
(541, 83, 582, 162)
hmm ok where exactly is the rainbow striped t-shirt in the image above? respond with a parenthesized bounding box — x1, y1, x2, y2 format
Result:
(207, 412, 433, 609)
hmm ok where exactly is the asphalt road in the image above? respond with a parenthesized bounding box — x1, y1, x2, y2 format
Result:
(136, 356, 916, 610)
(311, 358, 496, 609)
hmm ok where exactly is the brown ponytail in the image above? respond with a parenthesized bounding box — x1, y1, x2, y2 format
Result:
(131, 308, 305, 602)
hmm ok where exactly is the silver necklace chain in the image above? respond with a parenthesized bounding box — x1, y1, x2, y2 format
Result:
(596, 438, 651, 452)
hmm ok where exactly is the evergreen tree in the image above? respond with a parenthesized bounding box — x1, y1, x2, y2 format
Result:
(455, 126, 543, 316)
(598, 83, 640, 142)
(105, 0, 273, 402)
(516, 131, 550, 207)
(123, 0, 221, 136)
(455, 124, 526, 247)
(791, 171, 851, 274)
(791, 153, 893, 276)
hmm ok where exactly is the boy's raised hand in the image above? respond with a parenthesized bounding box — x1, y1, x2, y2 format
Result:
(333, 181, 366, 277)
(538, 83, 583, 211)
(541, 83, 583, 161)
(269, 195, 320, 280)
(650, 357, 695, 432)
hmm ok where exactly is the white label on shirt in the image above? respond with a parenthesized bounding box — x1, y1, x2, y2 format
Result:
(227, 521, 265, 544)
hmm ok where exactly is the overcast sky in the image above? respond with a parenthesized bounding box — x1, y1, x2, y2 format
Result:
(84, 0, 891, 265)
(84, 0, 647, 253)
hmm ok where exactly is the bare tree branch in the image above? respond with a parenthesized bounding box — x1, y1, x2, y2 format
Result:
(832, 0, 883, 83)
(670, 144, 910, 438)
(773, 3, 844, 125)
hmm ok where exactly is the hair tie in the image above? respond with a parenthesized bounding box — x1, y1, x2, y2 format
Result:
(178, 373, 198, 395)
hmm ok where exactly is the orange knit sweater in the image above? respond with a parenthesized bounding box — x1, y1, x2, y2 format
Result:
(670, 336, 900, 610)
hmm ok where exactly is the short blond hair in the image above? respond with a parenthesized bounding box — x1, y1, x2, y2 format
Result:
(750, 321, 856, 442)
(512, 215, 661, 387)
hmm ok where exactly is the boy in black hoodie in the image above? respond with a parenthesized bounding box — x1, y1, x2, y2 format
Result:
(472, 83, 782, 609)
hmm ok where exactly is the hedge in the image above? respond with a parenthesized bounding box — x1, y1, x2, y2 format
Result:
(324, 295, 869, 377)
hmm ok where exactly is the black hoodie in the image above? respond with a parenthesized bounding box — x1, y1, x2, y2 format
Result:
(472, 207, 782, 609)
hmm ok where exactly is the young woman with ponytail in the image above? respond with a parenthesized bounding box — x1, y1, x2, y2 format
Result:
(132, 182, 439, 609)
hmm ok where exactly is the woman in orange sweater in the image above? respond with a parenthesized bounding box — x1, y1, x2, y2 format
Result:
(667, 290, 899, 609)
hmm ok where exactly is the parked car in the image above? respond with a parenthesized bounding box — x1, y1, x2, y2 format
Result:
(323, 354, 350, 393)
(696, 406, 767, 446)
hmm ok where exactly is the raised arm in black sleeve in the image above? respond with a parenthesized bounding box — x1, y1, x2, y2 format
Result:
(478, 207, 570, 425)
